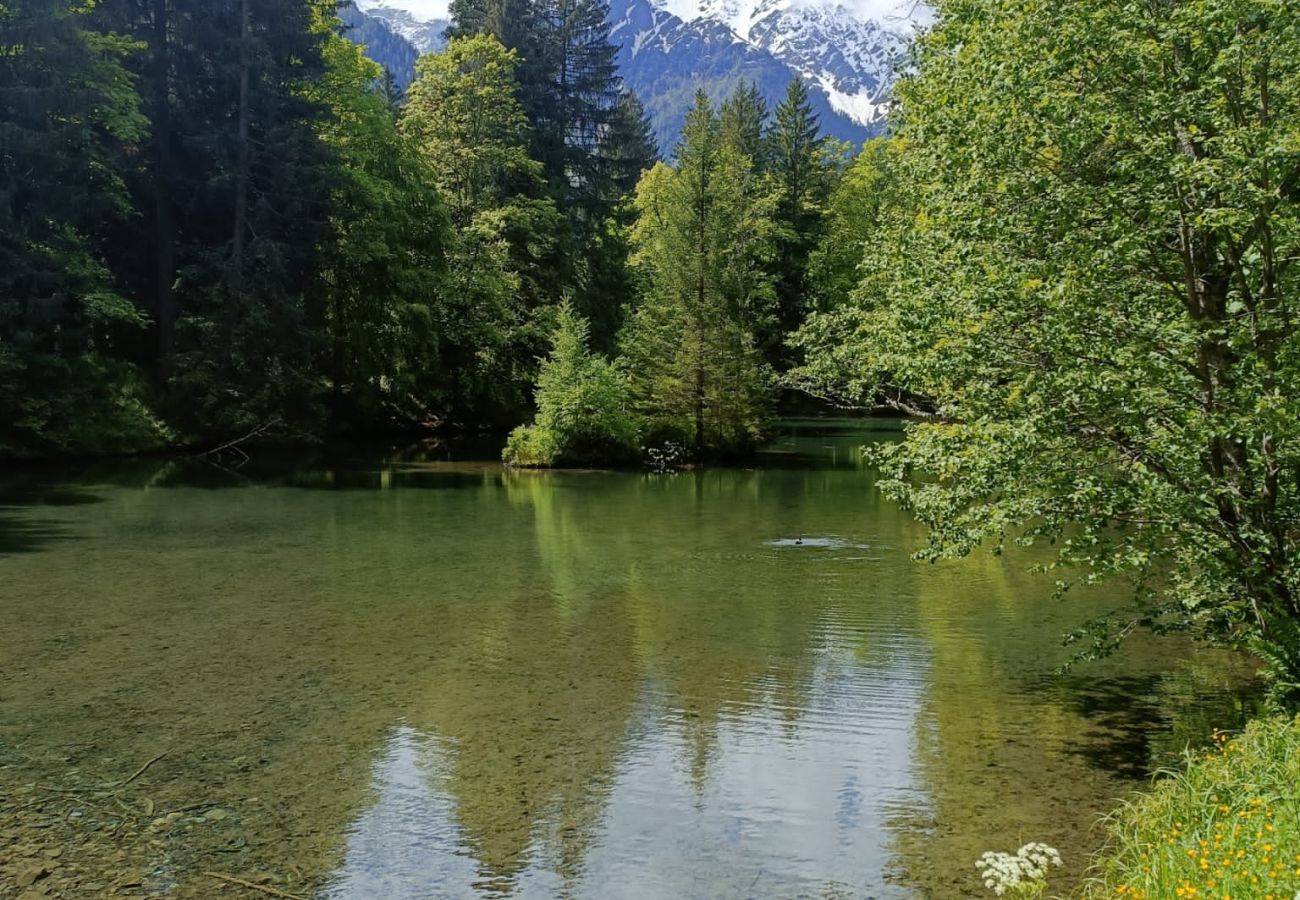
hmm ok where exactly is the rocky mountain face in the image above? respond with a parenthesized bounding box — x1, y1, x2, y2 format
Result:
(354, 2, 451, 53)
(340, 3, 426, 88)
(607, 0, 912, 148)
(341, 0, 917, 149)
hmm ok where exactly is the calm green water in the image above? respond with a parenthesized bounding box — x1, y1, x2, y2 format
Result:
(0, 421, 1256, 899)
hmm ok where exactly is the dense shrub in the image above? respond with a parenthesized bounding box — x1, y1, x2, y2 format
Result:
(1084, 716, 1300, 899)
(504, 305, 639, 467)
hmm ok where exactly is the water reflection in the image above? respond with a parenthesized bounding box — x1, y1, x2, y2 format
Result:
(0, 420, 1259, 899)
(328, 637, 926, 899)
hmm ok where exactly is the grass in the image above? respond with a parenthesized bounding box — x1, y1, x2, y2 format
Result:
(1082, 715, 1300, 900)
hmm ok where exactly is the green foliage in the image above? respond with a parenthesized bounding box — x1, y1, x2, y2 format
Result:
(401, 35, 541, 222)
(622, 92, 777, 457)
(504, 304, 639, 466)
(765, 77, 842, 365)
(1085, 716, 1300, 898)
(447, 0, 650, 343)
(719, 80, 767, 165)
(401, 34, 566, 425)
(805, 137, 904, 314)
(0, 0, 165, 456)
(795, 0, 1300, 700)
(0, 0, 759, 459)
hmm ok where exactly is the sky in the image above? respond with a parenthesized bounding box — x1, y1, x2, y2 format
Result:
(356, 0, 929, 26)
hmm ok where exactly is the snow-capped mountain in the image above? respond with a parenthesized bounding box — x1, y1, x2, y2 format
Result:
(342, 0, 922, 148)
(652, 0, 920, 128)
(353, 0, 449, 53)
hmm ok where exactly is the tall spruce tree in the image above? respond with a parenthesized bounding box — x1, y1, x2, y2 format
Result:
(767, 77, 836, 367)
(601, 92, 658, 198)
(719, 81, 767, 165)
(622, 91, 777, 456)
(579, 90, 657, 350)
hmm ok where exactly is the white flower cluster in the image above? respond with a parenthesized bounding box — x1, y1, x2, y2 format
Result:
(975, 843, 1063, 896)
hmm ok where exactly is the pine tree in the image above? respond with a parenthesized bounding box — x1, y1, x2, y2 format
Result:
(767, 77, 836, 366)
(621, 91, 776, 457)
(578, 90, 657, 350)
(718, 81, 767, 164)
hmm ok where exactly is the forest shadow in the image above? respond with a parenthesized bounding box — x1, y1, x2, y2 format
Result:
(0, 478, 104, 557)
(1056, 670, 1262, 780)
(1058, 674, 1167, 780)
(0, 508, 74, 556)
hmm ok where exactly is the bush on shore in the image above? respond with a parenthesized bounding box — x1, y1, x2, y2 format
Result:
(1084, 715, 1300, 900)
(504, 305, 640, 467)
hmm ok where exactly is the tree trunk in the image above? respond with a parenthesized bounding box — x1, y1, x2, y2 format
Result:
(231, 0, 251, 297)
(152, 0, 176, 360)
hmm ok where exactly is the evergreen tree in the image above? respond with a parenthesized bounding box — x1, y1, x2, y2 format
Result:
(718, 81, 767, 164)
(504, 303, 638, 466)
(622, 91, 776, 457)
(448, 0, 645, 340)
(601, 92, 658, 198)
(767, 77, 836, 366)
(578, 91, 658, 350)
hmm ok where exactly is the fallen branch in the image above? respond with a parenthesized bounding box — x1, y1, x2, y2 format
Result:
(9, 794, 72, 812)
(119, 751, 169, 787)
(199, 420, 280, 465)
(202, 872, 308, 900)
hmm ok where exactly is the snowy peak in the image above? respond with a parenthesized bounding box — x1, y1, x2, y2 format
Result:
(646, 0, 916, 127)
(353, 1, 449, 53)
(342, 0, 922, 149)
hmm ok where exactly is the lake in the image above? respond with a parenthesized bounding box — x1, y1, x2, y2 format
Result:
(0, 420, 1256, 898)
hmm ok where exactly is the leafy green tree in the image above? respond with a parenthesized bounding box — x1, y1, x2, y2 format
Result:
(504, 304, 639, 466)
(307, 20, 454, 430)
(622, 91, 777, 457)
(401, 35, 564, 423)
(401, 35, 542, 224)
(806, 137, 904, 314)
(797, 0, 1300, 701)
(0, 0, 164, 456)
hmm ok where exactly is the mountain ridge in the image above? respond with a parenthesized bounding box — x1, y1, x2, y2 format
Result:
(342, 0, 914, 149)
